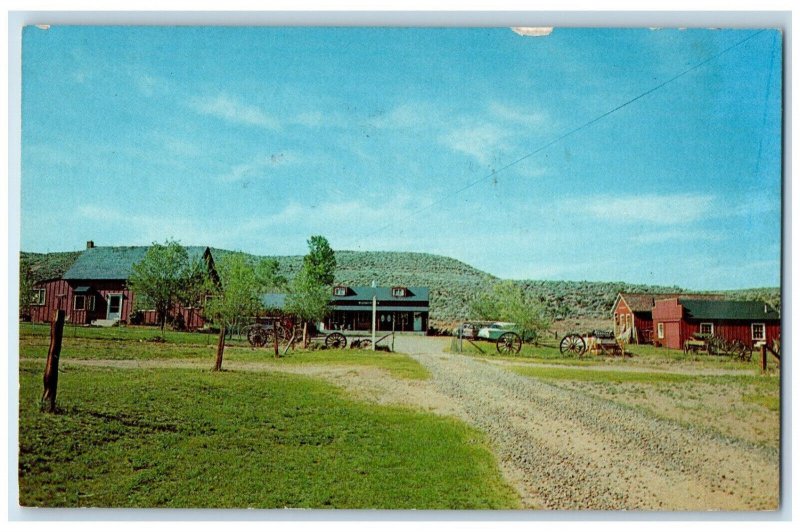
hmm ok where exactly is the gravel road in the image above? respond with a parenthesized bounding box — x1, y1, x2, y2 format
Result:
(393, 336, 779, 511)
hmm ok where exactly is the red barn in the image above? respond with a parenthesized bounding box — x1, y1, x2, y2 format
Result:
(651, 297, 780, 350)
(611, 292, 722, 344)
(27, 243, 217, 330)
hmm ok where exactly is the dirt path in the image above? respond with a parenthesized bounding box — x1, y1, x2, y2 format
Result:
(393, 336, 779, 510)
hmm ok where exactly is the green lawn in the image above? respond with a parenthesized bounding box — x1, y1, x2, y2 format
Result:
(507, 364, 777, 385)
(19, 323, 430, 380)
(18, 362, 519, 509)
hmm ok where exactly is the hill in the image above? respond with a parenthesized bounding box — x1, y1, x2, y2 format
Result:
(20, 251, 83, 283)
(21, 248, 781, 326)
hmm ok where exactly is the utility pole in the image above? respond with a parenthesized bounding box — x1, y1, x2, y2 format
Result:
(371, 280, 377, 351)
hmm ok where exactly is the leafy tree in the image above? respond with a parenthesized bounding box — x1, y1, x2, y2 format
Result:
(469, 281, 551, 343)
(286, 236, 335, 347)
(128, 240, 193, 333)
(19, 256, 35, 319)
(285, 267, 331, 347)
(205, 254, 284, 370)
(302, 235, 336, 286)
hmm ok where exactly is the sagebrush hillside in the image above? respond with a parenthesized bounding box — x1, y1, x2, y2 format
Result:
(21, 249, 781, 326)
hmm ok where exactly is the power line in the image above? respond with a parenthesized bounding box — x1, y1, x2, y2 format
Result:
(353, 28, 767, 246)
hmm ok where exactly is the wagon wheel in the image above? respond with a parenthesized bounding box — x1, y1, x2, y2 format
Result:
(560, 334, 586, 356)
(732, 340, 751, 362)
(325, 332, 347, 349)
(246, 325, 268, 347)
(496, 332, 522, 355)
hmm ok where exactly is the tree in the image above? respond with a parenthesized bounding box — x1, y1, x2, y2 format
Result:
(285, 266, 331, 347)
(127, 240, 193, 334)
(470, 281, 551, 343)
(19, 256, 35, 320)
(285, 236, 335, 347)
(205, 254, 283, 371)
(302, 235, 336, 286)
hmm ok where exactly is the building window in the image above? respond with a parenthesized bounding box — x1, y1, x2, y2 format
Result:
(74, 295, 86, 311)
(657, 323, 664, 339)
(392, 287, 407, 297)
(700, 323, 714, 335)
(333, 286, 348, 296)
(31, 288, 46, 306)
(752, 323, 766, 341)
(87, 296, 96, 311)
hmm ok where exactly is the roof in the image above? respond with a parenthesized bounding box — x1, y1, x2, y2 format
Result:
(333, 286, 429, 303)
(617, 292, 722, 313)
(679, 298, 780, 321)
(63, 246, 210, 281)
(331, 305, 430, 312)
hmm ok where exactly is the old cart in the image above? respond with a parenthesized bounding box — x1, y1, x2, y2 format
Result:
(559, 330, 624, 357)
(683, 333, 751, 361)
(245, 319, 393, 351)
(453, 321, 526, 355)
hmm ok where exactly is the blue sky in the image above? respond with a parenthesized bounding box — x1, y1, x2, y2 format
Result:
(20, 26, 782, 290)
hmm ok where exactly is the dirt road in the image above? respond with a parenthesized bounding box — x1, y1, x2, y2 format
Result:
(393, 336, 779, 511)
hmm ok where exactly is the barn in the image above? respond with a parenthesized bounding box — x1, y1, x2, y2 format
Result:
(611, 292, 722, 344)
(651, 297, 780, 350)
(27, 242, 217, 329)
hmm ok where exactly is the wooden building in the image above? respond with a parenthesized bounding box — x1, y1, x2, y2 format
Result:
(651, 297, 780, 350)
(611, 292, 722, 344)
(27, 242, 216, 330)
(324, 285, 430, 332)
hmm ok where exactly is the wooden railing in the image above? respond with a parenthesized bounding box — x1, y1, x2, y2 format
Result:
(760, 342, 781, 373)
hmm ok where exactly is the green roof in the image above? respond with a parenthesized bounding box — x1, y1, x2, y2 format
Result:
(63, 246, 209, 281)
(679, 298, 780, 321)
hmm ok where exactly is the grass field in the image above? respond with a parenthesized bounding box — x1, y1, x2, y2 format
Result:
(18, 323, 429, 379)
(18, 361, 518, 509)
(18, 324, 515, 508)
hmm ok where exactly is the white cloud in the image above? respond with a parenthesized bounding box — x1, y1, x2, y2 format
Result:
(489, 101, 547, 127)
(439, 123, 509, 165)
(630, 229, 726, 244)
(217, 152, 298, 182)
(576, 193, 717, 225)
(369, 103, 438, 129)
(188, 94, 279, 129)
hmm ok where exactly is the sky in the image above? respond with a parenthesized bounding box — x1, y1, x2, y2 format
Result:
(19, 26, 783, 290)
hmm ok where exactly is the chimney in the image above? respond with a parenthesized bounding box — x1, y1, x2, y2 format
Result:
(86, 240, 95, 249)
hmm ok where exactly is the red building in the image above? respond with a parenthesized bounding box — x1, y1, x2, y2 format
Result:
(27, 242, 216, 330)
(611, 292, 721, 344)
(651, 297, 780, 350)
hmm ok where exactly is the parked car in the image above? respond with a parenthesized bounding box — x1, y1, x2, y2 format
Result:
(477, 322, 537, 342)
(453, 321, 497, 339)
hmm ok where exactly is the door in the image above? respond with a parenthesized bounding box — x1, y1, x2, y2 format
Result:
(413, 312, 422, 332)
(107, 294, 122, 321)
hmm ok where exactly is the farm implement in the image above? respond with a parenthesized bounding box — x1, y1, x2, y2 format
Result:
(559, 330, 625, 357)
(245, 318, 394, 352)
(683, 333, 751, 361)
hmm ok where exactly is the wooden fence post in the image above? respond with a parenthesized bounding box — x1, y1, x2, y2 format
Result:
(761, 344, 767, 373)
(273, 320, 279, 358)
(42, 309, 65, 413)
(214, 325, 226, 371)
